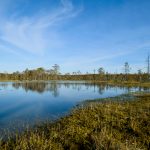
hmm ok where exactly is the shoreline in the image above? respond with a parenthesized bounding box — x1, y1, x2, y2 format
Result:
(0, 80, 150, 88)
(0, 92, 149, 149)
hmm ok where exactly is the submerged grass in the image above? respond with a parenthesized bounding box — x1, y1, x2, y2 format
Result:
(0, 93, 150, 150)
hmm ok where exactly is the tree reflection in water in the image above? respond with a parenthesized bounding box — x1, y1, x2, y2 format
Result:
(0, 81, 148, 98)
(12, 82, 48, 94)
(11, 82, 110, 97)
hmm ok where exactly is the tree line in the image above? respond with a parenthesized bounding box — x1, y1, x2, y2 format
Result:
(0, 63, 149, 82)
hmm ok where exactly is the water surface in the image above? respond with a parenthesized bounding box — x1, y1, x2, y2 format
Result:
(0, 81, 148, 134)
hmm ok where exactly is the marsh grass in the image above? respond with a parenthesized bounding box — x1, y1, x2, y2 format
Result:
(0, 93, 149, 150)
(112, 82, 150, 89)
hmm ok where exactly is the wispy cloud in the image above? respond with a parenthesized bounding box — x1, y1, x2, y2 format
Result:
(61, 50, 129, 67)
(60, 43, 149, 73)
(0, 0, 83, 55)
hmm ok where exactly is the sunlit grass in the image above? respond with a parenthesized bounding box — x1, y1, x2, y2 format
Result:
(0, 93, 149, 150)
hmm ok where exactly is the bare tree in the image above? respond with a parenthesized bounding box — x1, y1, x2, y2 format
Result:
(52, 64, 60, 75)
(98, 67, 105, 74)
(77, 70, 81, 75)
(147, 54, 150, 74)
(124, 62, 131, 74)
(138, 69, 142, 74)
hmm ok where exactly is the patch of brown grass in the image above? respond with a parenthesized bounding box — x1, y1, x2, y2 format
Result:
(0, 94, 149, 150)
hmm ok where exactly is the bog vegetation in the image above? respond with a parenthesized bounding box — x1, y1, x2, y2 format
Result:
(0, 93, 149, 150)
(0, 63, 149, 83)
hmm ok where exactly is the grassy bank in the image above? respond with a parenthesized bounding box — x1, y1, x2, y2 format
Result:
(0, 93, 150, 150)
(89, 80, 150, 88)
(107, 81, 150, 88)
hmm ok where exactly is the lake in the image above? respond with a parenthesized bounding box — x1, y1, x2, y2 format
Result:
(0, 81, 148, 136)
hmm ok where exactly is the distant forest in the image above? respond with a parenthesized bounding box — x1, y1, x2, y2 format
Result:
(0, 64, 149, 82)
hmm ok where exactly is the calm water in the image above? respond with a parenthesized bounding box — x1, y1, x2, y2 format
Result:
(0, 81, 148, 134)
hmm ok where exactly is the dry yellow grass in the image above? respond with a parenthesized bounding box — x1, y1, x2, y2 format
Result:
(0, 93, 149, 150)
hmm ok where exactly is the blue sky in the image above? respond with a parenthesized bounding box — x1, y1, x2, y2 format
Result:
(0, 0, 150, 73)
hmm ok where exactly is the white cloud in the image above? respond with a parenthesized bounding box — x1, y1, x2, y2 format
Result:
(0, 0, 83, 55)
